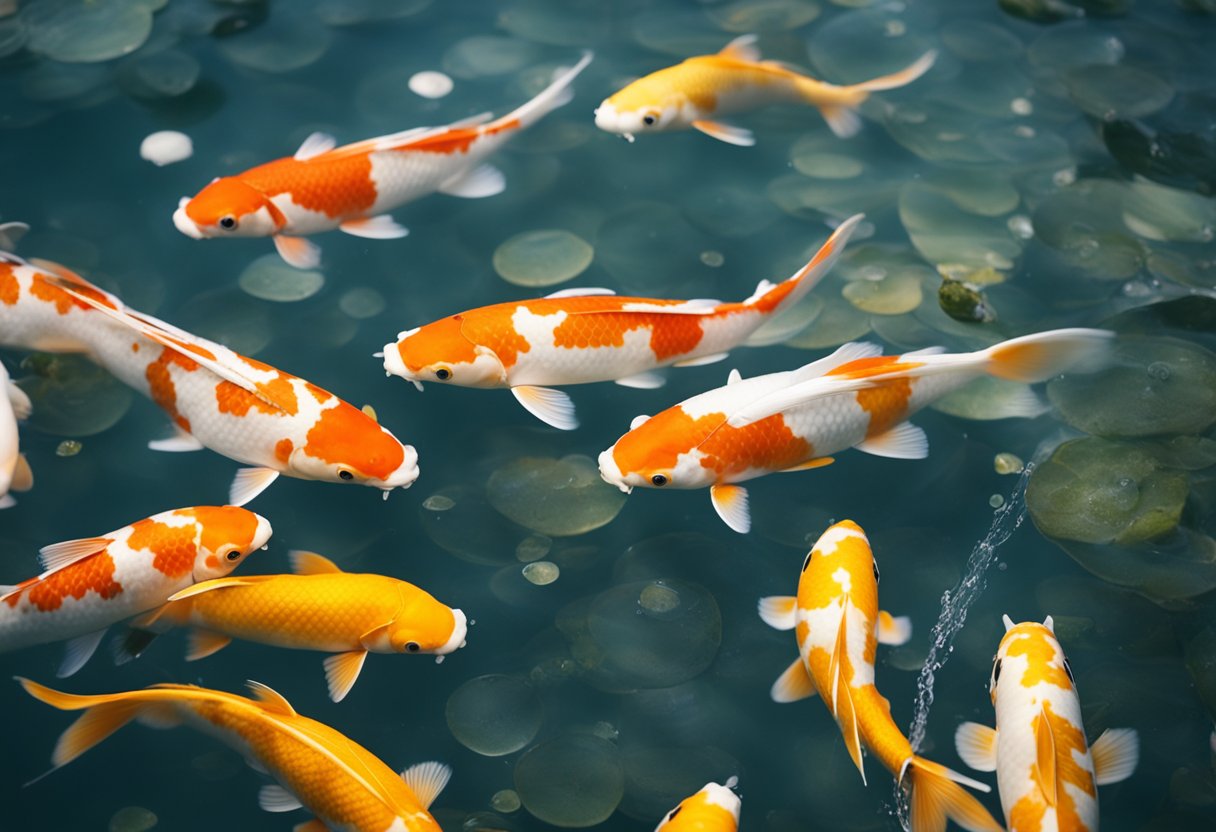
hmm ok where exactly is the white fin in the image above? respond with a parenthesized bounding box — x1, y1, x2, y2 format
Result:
(6, 381, 31, 419)
(323, 650, 368, 703)
(401, 761, 452, 810)
(954, 722, 998, 772)
(876, 611, 912, 646)
(294, 132, 336, 161)
(903, 346, 948, 358)
(615, 371, 665, 390)
(439, 164, 506, 199)
(821, 105, 864, 139)
(629, 414, 651, 430)
(727, 368, 742, 385)
(148, 428, 204, 452)
(230, 467, 280, 507)
(718, 33, 761, 62)
(1091, 728, 1139, 785)
(758, 596, 798, 630)
(57, 630, 106, 678)
(274, 235, 322, 270)
(710, 483, 750, 534)
(11, 454, 32, 491)
(497, 51, 592, 130)
(259, 784, 303, 813)
(852, 51, 937, 92)
(246, 680, 296, 716)
(39, 537, 110, 572)
(854, 422, 928, 460)
(544, 287, 616, 299)
(984, 328, 1114, 383)
(771, 657, 817, 703)
(187, 630, 232, 662)
(673, 352, 730, 368)
(692, 119, 755, 146)
(0, 220, 29, 250)
(0, 494, 15, 509)
(289, 550, 343, 575)
(789, 341, 884, 382)
(339, 215, 408, 240)
(511, 386, 578, 430)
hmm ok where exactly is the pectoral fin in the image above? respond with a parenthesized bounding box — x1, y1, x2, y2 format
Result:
(339, 215, 408, 240)
(511, 386, 578, 430)
(401, 761, 452, 809)
(259, 784, 303, 813)
(229, 467, 280, 507)
(757, 596, 798, 630)
(148, 427, 204, 453)
(58, 629, 106, 678)
(1091, 728, 1139, 785)
(954, 722, 998, 772)
(854, 422, 928, 460)
(11, 454, 32, 491)
(273, 235, 321, 270)
(709, 484, 750, 534)
(439, 164, 506, 199)
(876, 611, 912, 646)
(186, 630, 232, 662)
(323, 650, 368, 703)
(771, 658, 817, 703)
(692, 119, 755, 147)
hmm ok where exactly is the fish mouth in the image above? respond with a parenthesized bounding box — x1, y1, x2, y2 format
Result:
(379, 446, 420, 492)
(381, 341, 415, 384)
(173, 200, 205, 239)
(597, 448, 633, 494)
(250, 514, 274, 551)
(436, 608, 468, 655)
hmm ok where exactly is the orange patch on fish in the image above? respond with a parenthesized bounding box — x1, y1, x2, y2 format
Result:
(0, 263, 18, 305)
(827, 356, 925, 380)
(650, 315, 708, 361)
(189, 506, 261, 555)
(1009, 793, 1047, 832)
(404, 118, 521, 156)
(612, 407, 723, 475)
(399, 316, 480, 371)
(147, 348, 200, 432)
(166, 335, 217, 361)
(275, 438, 294, 464)
(131, 342, 140, 352)
(127, 518, 198, 578)
(855, 378, 913, 438)
(243, 156, 378, 219)
(1006, 625, 1072, 690)
(305, 383, 330, 405)
(697, 414, 811, 477)
(8, 551, 123, 612)
(303, 402, 405, 480)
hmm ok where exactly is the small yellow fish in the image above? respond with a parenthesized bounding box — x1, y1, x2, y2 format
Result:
(656, 777, 740, 832)
(595, 34, 936, 145)
(123, 551, 467, 702)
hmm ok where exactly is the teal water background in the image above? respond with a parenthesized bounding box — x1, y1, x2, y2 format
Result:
(2, 0, 1215, 830)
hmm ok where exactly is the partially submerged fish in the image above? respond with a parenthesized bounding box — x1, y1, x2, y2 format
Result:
(384, 215, 862, 429)
(595, 35, 935, 145)
(656, 777, 741, 832)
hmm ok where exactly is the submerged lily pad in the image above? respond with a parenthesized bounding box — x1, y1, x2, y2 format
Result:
(494, 230, 594, 287)
(1047, 337, 1216, 438)
(238, 255, 324, 302)
(446, 674, 543, 756)
(419, 484, 523, 566)
(17, 354, 134, 437)
(487, 455, 626, 537)
(1063, 63, 1174, 121)
(515, 734, 624, 827)
(705, 0, 820, 32)
(932, 377, 1046, 421)
(841, 273, 922, 315)
(218, 17, 332, 73)
(1027, 437, 1188, 546)
(23, 0, 153, 63)
(619, 746, 739, 821)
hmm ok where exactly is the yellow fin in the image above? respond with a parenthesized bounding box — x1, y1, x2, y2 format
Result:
(246, 681, 296, 717)
(778, 456, 835, 473)
(187, 630, 232, 662)
(168, 575, 270, 602)
(401, 761, 452, 810)
(11, 454, 32, 491)
(877, 611, 913, 646)
(758, 595, 798, 630)
(954, 722, 998, 772)
(717, 33, 760, 62)
(829, 603, 865, 784)
(771, 658, 817, 703)
(907, 756, 1002, 832)
(289, 550, 343, 576)
(1091, 728, 1139, 785)
(709, 483, 750, 534)
(1034, 707, 1058, 807)
(18, 678, 141, 769)
(293, 821, 328, 832)
(323, 650, 368, 703)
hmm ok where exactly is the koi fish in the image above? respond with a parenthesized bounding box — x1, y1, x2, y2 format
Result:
(383, 215, 863, 430)
(759, 520, 1001, 832)
(955, 616, 1139, 832)
(120, 550, 467, 703)
(20, 677, 450, 832)
(656, 777, 740, 832)
(599, 328, 1113, 533)
(595, 34, 935, 146)
(0, 361, 33, 508)
(174, 53, 592, 269)
(0, 252, 418, 506)
(0, 506, 270, 678)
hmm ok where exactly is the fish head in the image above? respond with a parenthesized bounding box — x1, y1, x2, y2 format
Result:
(990, 615, 1073, 706)
(386, 605, 468, 657)
(594, 80, 682, 140)
(175, 177, 283, 240)
(656, 779, 741, 832)
(383, 315, 507, 389)
(797, 520, 877, 612)
(290, 401, 420, 493)
(597, 407, 716, 494)
(190, 506, 273, 581)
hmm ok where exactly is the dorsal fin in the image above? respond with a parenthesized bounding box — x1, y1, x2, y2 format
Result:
(294, 132, 337, 161)
(246, 681, 296, 717)
(718, 33, 761, 62)
(1034, 706, 1058, 807)
(544, 287, 616, 299)
(167, 576, 272, 602)
(39, 538, 111, 572)
(289, 550, 343, 576)
(790, 342, 885, 382)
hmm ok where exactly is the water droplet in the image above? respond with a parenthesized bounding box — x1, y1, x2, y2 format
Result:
(409, 70, 453, 98)
(994, 452, 1024, 475)
(338, 287, 386, 319)
(522, 561, 560, 586)
(140, 131, 193, 167)
(1010, 97, 1033, 116)
(491, 789, 522, 813)
(699, 250, 724, 268)
(1006, 215, 1034, 240)
(1147, 362, 1171, 381)
(989, 494, 1005, 509)
(516, 534, 552, 562)
(423, 494, 456, 512)
(55, 439, 82, 457)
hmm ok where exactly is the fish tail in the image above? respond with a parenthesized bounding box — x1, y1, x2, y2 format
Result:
(493, 51, 593, 131)
(982, 328, 1114, 383)
(18, 678, 146, 769)
(746, 214, 864, 314)
(904, 756, 1003, 832)
(801, 51, 937, 138)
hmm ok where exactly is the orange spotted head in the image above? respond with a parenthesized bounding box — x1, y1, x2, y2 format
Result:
(174, 177, 285, 240)
(595, 71, 688, 141)
(796, 520, 879, 615)
(598, 408, 718, 494)
(184, 506, 273, 581)
(990, 614, 1074, 706)
(367, 590, 468, 660)
(383, 315, 508, 391)
(291, 400, 419, 493)
(655, 778, 740, 832)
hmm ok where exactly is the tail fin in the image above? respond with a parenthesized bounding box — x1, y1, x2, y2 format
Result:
(745, 214, 863, 314)
(983, 328, 1114, 383)
(806, 51, 936, 138)
(17, 678, 143, 769)
(494, 51, 593, 131)
(905, 757, 1003, 832)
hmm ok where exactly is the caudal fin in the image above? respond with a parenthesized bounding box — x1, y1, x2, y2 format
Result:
(905, 756, 1003, 832)
(807, 52, 937, 138)
(17, 678, 144, 769)
(745, 214, 864, 314)
(983, 328, 1114, 383)
(496, 52, 593, 131)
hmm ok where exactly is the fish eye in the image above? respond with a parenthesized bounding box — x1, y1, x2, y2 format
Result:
(666, 807, 682, 822)
(225, 548, 242, 561)
(802, 551, 812, 572)
(435, 368, 452, 381)
(1063, 657, 1074, 683)
(338, 470, 354, 481)
(405, 642, 420, 653)
(992, 657, 1002, 687)
(651, 474, 668, 487)
(872, 561, 881, 583)
(643, 114, 656, 126)
(219, 216, 237, 230)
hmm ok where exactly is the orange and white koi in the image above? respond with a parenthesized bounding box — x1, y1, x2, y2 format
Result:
(599, 328, 1113, 533)
(595, 35, 935, 146)
(0, 506, 270, 678)
(174, 53, 592, 269)
(656, 777, 740, 832)
(122, 550, 467, 703)
(21, 678, 450, 832)
(0, 361, 33, 508)
(759, 520, 1001, 832)
(384, 215, 862, 430)
(955, 616, 1139, 832)
(0, 252, 418, 506)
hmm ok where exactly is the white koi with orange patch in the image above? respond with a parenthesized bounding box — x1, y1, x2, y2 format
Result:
(595, 34, 935, 145)
(655, 777, 741, 832)
(759, 521, 1001, 832)
(0, 252, 418, 506)
(384, 215, 862, 430)
(599, 328, 1113, 533)
(0, 506, 271, 677)
(0, 361, 33, 508)
(955, 617, 1139, 832)
(174, 54, 592, 269)
(21, 678, 451, 832)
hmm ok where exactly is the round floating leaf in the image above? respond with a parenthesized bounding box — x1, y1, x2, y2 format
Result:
(515, 735, 624, 827)
(1063, 63, 1173, 121)
(705, 0, 821, 33)
(17, 354, 134, 437)
(487, 455, 626, 537)
(493, 230, 594, 287)
(24, 0, 153, 63)
(238, 255, 324, 302)
(446, 674, 543, 757)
